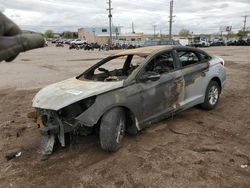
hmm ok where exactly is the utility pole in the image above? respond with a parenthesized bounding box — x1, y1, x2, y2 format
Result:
(132, 22, 135, 34)
(169, 0, 174, 40)
(92, 28, 96, 43)
(242, 15, 249, 32)
(153, 25, 156, 39)
(107, 0, 113, 49)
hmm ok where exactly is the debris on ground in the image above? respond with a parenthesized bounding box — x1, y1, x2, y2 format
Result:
(240, 164, 248, 169)
(5, 149, 22, 161)
(16, 127, 26, 137)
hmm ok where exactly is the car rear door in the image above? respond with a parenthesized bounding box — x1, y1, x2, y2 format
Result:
(175, 49, 209, 108)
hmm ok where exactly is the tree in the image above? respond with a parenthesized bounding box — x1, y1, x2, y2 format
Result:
(62, 31, 78, 39)
(62, 31, 72, 39)
(237, 30, 249, 38)
(44, 30, 54, 38)
(72, 32, 78, 39)
(178, 29, 191, 37)
(227, 31, 236, 39)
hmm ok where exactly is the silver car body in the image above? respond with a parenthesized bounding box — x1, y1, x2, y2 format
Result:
(32, 46, 226, 147)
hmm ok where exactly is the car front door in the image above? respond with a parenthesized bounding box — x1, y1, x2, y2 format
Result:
(136, 50, 185, 127)
(175, 49, 209, 108)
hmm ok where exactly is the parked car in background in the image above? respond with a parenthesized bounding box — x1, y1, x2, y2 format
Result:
(51, 39, 58, 44)
(226, 40, 236, 46)
(32, 46, 226, 156)
(235, 39, 248, 46)
(71, 39, 86, 45)
(63, 39, 73, 44)
(190, 37, 210, 47)
(55, 41, 64, 47)
(226, 39, 250, 46)
(210, 40, 225, 46)
(247, 38, 250, 45)
(144, 40, 181, 47)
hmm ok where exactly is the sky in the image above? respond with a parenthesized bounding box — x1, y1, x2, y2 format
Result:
(0, 0, 250, 34)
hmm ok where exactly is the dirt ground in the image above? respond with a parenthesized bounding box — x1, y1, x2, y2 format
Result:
(0, 45, 250, 188)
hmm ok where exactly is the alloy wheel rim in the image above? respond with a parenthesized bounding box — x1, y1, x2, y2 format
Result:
(208, 86, 219, 105)
(116, 118, 125, 143)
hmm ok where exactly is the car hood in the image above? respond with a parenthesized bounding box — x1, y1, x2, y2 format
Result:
(32, 77, 123, 111)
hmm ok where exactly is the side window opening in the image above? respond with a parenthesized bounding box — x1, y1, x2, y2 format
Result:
(82, 55, 146, 82)
(178, 51, 200, 67)
(94, 56, 126, 75)
(145, 52, 175, 74)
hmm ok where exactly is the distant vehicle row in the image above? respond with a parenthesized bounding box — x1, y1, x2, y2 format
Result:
(48, 38, 250, 50)
(188, 37, 250, 47)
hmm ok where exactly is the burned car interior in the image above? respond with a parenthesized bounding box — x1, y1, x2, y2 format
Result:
(177, 50, 211, 67)
(79, 50, 178, 82)
(80, 54, 147, 82)
(79, 47, 211, 84)
(145, 52, 175, 74)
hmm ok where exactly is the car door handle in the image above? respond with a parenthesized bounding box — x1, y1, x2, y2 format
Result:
(201, 70, 207, 77)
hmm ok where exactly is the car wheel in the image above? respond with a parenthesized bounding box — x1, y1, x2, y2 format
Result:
(99, 107, 126, 152)
(201, 81, 221, 110)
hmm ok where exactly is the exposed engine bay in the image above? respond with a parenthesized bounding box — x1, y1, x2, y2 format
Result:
(36, 96, 97, 154)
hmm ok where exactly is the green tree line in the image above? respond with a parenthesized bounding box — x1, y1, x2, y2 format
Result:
(44, 30, 78, 39)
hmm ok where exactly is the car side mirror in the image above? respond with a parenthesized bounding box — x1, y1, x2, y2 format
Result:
(139, 71, 161, 82)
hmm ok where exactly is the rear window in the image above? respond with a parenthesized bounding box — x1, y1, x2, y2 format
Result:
(198, 52, 211, 61)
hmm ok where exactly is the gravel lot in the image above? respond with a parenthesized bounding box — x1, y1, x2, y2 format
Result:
(0, 45, 250, 188)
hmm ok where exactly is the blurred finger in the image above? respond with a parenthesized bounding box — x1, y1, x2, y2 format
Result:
(0, 33, 45, 62)
(0, 12, 21, 36)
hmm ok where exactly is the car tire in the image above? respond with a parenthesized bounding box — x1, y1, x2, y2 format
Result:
(201, 81, 221, 110)
(99, 107, 126, 152)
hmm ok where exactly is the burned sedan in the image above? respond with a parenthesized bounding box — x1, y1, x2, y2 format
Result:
(32, 46, 226, 155)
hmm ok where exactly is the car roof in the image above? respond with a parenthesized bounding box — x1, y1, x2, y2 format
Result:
(110, 45, 210, 57)
(111, 46, 173, 57)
